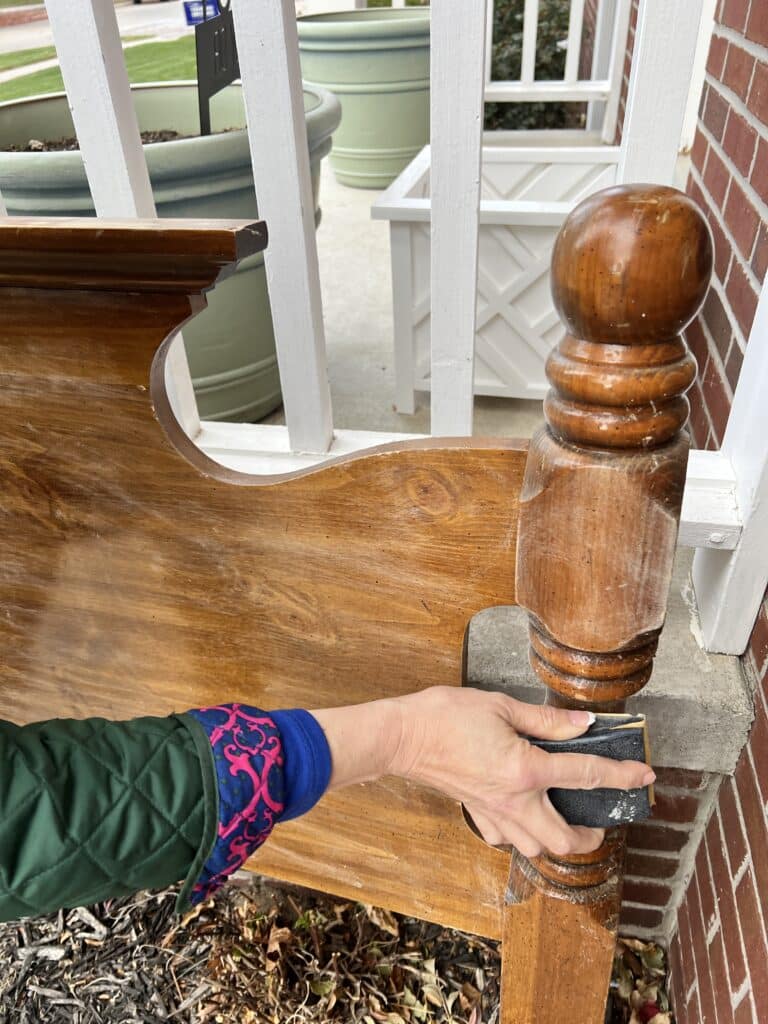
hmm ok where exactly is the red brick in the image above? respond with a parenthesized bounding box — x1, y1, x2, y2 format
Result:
(724, 179, 760, 258)
(749, 602, 768, 678)
(685, 988, 701, 1024)
(686, 317, 710, 372)
(723, 110, 759, 176)
(707, 34, 729, 78)
(717, 779, 749, 875)
(724, 43, 756, 101)
(752, 137, 768, 206)
(702, 290, 733, 357)
(703, 86, 731, 143)
(696, 844, 718, 931)
(726, 259, 759, 338)
(652, 789, 701, 824)
(669, 933, 684, 1006)
(735, 870, 768, 1012)
(734, 994, 755, 1024)
(725, 340, 744, 391)
(707, 206, 735, 282)
(625, 850, 679, 879)
(721, 0, 750, 31)
(619, 904, 663, 930)
(704, 147, 731, 207)
(622, 878, 673, 907)
(734, 753, 768, 902)
(751, 223, 768, 281)
(692, 126, 709, 170)
(689, 379, 712, 448)
(746, 5, 768, 48)
(750, 697, 768, 804)
(701, 355, 733, 444)
(655, 766, 708, 791)
(677, 901, 698, 1005)
(627, 822, 690, 853)
(709, 931, 735, 1017)
(706, 815, 748, 991)
(688, 881, 718, 1024)
(748, 61, 768, 124)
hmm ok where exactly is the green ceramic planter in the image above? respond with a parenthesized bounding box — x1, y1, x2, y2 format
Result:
(298, 8, 430, 189)
(0, 82, 341, 422)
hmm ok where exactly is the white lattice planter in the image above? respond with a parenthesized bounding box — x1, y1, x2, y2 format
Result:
(372, 137, 621, 411)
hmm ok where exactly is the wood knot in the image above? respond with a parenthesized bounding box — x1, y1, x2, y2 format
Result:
(551, 184, 713, 346)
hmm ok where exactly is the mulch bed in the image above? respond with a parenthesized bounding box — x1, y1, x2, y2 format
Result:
(0, 876, 673, 1023)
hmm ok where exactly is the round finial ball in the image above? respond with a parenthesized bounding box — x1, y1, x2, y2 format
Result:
(551, 184, 713, 344)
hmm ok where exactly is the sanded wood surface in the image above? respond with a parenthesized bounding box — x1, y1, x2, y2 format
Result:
(0, 219, 521, 938)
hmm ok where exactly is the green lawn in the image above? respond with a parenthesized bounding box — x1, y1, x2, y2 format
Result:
(0, 0, 44, 8)
(0, 35, 196, 104)
(0, 45, 56, 73)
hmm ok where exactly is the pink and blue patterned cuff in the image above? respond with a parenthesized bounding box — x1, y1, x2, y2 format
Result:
(185, 703, 331, 904)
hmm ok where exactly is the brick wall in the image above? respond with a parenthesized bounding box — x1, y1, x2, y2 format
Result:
(610, 2, 768, 1021)
(613, 0, 639, 144)
(620, 769, 721, 938)
(578, 0, 599, 81)
(685, 0, 767, 451)
(667, 639, 768, 1024)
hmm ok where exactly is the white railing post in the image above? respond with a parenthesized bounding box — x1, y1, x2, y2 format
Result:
(484, 0, 495, 87)
(617, 0, 705, 183)
(563, 0, 585, 84)
(430, 0, 487, 436)
(586, 0, 616, 133)
(692, 281, 768, 655)
(232, 0, 333, 454)
(43, 0, 200, 439)
(521, 0, 540, 85)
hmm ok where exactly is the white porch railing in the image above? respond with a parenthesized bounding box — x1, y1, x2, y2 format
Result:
(483, 0, 628, 147)
(0, 0, 764, 656)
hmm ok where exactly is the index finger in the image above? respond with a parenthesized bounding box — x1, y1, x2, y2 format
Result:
(525, 748, 653, 792)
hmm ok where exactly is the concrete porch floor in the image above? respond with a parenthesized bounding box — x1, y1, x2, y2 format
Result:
(263, 161, 749, 778)
(266, 160, 546, 439)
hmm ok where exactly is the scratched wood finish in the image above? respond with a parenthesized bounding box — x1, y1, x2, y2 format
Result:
(503, 185, 712, 1024)
(0, 219, 519, 938)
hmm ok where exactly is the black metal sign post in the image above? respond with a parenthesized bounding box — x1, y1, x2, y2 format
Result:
(195, 0, 240, 137)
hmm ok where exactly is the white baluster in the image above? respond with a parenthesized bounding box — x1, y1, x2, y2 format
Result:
(563, 0, 585, 84)
(232, 0, 333, 454)
(429, 0, 487, 436)
(521, 0, 540, 85)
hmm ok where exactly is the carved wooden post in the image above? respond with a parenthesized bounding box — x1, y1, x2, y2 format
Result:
(502, 185, 712, 1023)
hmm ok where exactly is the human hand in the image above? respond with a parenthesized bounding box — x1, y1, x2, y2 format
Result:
(386, 686, 654, 858)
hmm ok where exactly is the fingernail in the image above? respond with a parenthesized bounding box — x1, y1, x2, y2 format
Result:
(568, 710, 596, 726)
(642, 770, 656, 786)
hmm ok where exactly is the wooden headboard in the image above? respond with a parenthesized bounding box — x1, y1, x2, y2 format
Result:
(0, 190, 712, 1023)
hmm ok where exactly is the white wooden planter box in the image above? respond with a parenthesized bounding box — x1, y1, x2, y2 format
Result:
(372, 137, 621, 411)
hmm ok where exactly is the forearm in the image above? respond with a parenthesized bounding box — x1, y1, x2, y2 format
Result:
(309, 697, 404, 789)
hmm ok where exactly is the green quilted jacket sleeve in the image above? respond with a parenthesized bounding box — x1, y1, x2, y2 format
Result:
(0, 713, 218, 923)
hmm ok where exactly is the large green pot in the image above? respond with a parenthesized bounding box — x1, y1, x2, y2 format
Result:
(298, 8, 429, 189)
(0, 82, 341, 421)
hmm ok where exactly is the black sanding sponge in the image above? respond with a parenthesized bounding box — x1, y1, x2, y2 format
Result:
(528, 712, 654, 828)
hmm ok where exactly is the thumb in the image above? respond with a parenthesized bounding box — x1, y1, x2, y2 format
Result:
(498, 697, 595, 740)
